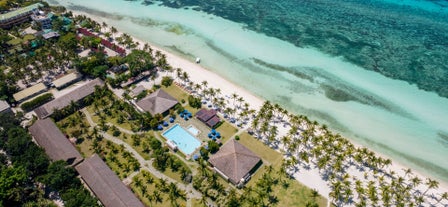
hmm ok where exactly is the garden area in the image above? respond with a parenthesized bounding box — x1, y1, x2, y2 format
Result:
(130, 170, 187, 207)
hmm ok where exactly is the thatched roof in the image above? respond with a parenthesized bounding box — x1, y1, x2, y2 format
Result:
(34, 78, 104, 119)
(75, 154, 144, 207)
(28, 119, 83, 166)
(0, 100, 10, 113)
(209, 139, 261, 184)
(13, 83, 47, 102)
(52, 72, 82, 89)
(135, 89, 178, 115)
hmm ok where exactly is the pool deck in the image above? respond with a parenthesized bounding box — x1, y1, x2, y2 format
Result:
(162, 124, 202, 157)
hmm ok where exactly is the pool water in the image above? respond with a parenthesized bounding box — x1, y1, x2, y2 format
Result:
(187, 125, 200, 136)
(163, 124, 201, 155)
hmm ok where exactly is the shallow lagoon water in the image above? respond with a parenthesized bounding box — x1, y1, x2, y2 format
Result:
(49, 0, 448, 183)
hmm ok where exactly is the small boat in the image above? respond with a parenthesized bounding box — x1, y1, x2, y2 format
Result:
(195, 57, 201, 63)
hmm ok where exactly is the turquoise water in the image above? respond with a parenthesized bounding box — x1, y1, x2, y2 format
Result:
(48, 0, 448, 184)
(163, 124, 201, 155)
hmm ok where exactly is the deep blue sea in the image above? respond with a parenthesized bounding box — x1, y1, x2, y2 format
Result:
(47, 0, 448, 184)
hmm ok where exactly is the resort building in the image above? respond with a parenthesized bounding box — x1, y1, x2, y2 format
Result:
(0, 3, 42, 28)
(31, 12, 52, 29)
(135, 89, 178, 116)
(130, 85, 146, 97)
(28, 119, 83, 166)
(13, 82, 47, 103)
(208, 139, 262, 187)
(34, 78, 104, 119)
(196, 108, 221, 128)
(75, 154, 145, 207)
(0, 100, 12, 114)
(42, 31, 60, 40)
(52, 72, 83, 90)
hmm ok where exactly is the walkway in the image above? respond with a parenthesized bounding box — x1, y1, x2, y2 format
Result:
(82, 108, 203, 203)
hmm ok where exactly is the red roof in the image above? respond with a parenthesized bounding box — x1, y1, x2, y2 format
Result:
(196, 108, 220, 127)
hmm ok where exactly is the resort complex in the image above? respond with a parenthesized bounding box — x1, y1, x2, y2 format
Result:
(1, 2, 448, 207)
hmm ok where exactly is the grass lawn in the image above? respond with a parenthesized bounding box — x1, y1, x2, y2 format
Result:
(237, 132, 282, 165)
(7, 38, 21, 45)
(191, 198, 204, 207)
(23, 34, 35, 41)
(163, 84, 190, 103)
(215, 121, 239, 144)
(131, 170, 187, 207)
(237, 132, 327, 206)
(106, 129, 152, 160)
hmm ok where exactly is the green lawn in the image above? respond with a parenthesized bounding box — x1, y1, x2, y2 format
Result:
(130, 170, 187, 207)
(237, 132, 283, 165)
(215, 121, 239, 144)
(236, 132, 327, 206)
(163, 84, 190, 103)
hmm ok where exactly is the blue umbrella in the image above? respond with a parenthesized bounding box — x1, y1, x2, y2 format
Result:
(180, 113, 184, 118)
(157, 125, 163, 130)
(230, 118, 236, 123)
(188, 113, 192, 118)
(193, 154, 200, 160)
(184, 117, 189, 121)
(211, 129, 216, 135)
(183, 109, 188, 113)
(216, 132, 221, 138)
(163, 121, 169, 126)
(212, 137, 216, 141)
(169, 117, 174, 123)
(208, 133, 213, 138)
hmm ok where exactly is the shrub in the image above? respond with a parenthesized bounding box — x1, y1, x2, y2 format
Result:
(21, 93, 54, 111)
(161, 76, 173, 87)
(188, 95, 201, 109)
(235, 135, 240, 140)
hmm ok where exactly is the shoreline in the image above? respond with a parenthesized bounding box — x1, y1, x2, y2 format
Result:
(70, 9, 448, 199)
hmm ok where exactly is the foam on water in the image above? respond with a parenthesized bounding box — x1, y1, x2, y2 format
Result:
(50, 0, 448, 183)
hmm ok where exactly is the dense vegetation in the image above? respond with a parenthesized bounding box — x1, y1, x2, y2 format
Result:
(20, 93, 54, 111)
(0, 113, 98, 207)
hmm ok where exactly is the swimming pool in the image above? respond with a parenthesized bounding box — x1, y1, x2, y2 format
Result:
(187, 125, 200, 136)
(163, 124, 201, 155)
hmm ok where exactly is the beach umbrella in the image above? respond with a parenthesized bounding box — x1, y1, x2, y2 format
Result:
(216, 132, 221, 138)
(230, 118, 236, 123)
(157, 125, 163, 130)
(184, 117, 189, 121)
(163, 121, 169, 126)
(211, 129, 216, 135)
(212, 137, 216, 141)
(183, 109, 188, 114)
(169, 117, 174, 123)
(188, 113, 192, 118)
(193, 154, 200, 160)
(208, 133, 213, 138)
(180, 113, 185, 118)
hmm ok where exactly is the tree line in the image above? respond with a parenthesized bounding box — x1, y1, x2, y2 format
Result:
(0, 113, 98, 206)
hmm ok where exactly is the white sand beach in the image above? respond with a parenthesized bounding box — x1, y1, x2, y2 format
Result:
(71, 10, 448, 205)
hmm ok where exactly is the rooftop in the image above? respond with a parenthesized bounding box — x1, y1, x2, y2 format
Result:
(0, 3, 42, 22)
(130, 85, 146, 97)
(0, 100, 10, 112)
(75, 154, 145, 207)
(28, 119, 83, 166)
(196, 108, 220, 128)
(52, 72, 82, 89)
(208, 139, 261, 184)
(135, 89, 178, 115)
(34, 78, 104, 119)
(13, 83, 47, 102)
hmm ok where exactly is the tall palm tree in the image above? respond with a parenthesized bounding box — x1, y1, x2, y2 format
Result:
(423, 178, 439, 196)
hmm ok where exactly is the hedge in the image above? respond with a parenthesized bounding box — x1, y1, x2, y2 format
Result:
(21, 93, 54, 111)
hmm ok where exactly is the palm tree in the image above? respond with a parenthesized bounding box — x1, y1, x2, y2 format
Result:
(423, 178, 439, 196)
(111, 26, 117, 39)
